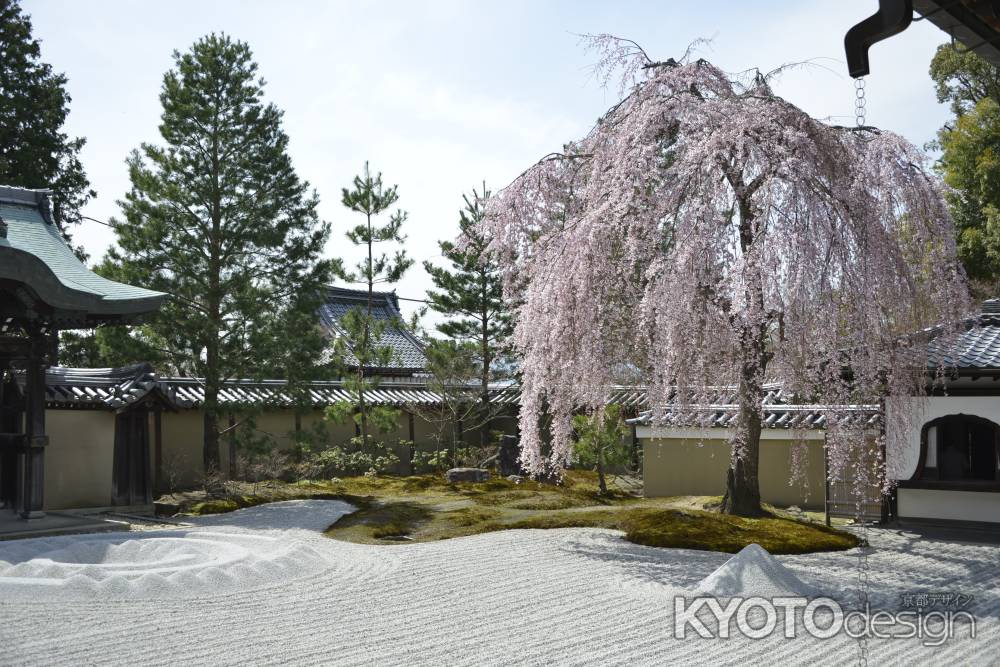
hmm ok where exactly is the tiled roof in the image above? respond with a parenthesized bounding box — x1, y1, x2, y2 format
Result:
(32, 367, 653, 412)
(153, 379, 652, 410)
(318, 286, 428, 373)
(0, 186, 165, 325)
(163, 378, 521, 408)
(626, 384, 881, 430)
(926, 300, 1000, 371)
(628, 404, 881, 430)
(36, 364, 185, 410)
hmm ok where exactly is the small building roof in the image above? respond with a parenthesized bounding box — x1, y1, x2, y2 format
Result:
(36, 364, 186, 411)
(0, 186, 165, 327)
(318, 286, 428, 374)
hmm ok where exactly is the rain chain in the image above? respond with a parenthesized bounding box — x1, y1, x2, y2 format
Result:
(851, 76, 874, 667)
(855, 77, 867, 128)
(853, 447, 875, 667)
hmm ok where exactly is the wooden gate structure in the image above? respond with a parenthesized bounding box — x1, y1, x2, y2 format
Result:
(0, 186, 164, 520)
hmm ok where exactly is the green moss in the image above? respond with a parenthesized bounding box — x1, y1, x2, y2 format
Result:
(332, 501, 432, 540)
(176, 472, 857, 556)
(189, 499, 240, 515)
(443, 507, 502, 527)
(622, 508, 859, 555)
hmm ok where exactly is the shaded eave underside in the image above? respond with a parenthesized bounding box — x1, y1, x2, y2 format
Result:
(915, 0, 1000, 69)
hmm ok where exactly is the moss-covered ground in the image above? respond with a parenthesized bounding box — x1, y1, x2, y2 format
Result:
(169, 472, 858, 555)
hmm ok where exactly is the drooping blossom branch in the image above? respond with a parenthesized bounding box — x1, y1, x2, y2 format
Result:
(480, 36, 969, 511)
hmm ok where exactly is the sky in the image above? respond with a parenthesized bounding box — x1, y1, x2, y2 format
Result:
(23, 1, 954, 326)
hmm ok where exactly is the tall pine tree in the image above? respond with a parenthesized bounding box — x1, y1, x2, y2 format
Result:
(0, 0, 93, 247)
(326, 163, 413, 450)
(424, 185, 511, 447)
(107, 34, 332, 471)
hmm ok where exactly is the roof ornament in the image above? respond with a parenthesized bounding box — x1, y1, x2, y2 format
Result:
(37, 194, 53, 225)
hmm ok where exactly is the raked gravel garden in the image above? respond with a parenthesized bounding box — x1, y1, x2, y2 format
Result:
(0, 495, 997, 666)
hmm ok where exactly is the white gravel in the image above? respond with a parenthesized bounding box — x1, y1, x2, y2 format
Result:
(0, 500, 997, 666)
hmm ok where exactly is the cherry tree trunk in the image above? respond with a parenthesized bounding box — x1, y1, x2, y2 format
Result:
(721, 368, 764, 516)
(722, 194, 767, 517)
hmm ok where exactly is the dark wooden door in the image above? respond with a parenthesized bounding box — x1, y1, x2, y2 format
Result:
(112, 409, 151, 506)
(0, 370, 22, 510)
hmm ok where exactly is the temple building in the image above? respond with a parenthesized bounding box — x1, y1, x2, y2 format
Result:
(0, 186, 165, 524)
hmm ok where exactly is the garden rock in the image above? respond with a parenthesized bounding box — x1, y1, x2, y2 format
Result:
(445, 467, 491, 483)
(154, 501, 181, 517)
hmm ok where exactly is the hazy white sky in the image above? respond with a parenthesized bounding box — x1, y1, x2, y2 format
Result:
(23, 1, 952, 324)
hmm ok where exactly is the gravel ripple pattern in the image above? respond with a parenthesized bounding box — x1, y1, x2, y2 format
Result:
(0, 500, 996, 666)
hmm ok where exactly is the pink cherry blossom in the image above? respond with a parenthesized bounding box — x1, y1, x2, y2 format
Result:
(480, 37, 970, 498)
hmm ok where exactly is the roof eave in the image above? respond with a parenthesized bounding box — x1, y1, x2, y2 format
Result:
(0, 246, 166, 325)
(914, 0, 1000, 69)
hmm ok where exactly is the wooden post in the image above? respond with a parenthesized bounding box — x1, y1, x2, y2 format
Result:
(228, 414, 237, 480)
(0, 366, 21, 510)
(630, 424, 640, 475)
(407, 411, 416, 475)
(154, 408, 163, 495)
(824, 434, 831, 527)
(19, 329, 47, 519)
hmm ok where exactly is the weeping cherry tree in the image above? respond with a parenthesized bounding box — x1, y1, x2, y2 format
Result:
(480, 37, 969, 516)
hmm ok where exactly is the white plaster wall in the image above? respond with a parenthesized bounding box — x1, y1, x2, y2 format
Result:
(887, 396, 1000, 481)
(45, 410, 116, 509)
(897, 487, 1000, 523)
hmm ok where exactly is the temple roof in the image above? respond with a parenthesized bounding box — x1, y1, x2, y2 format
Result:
(925, 299, 1000, 373)
(0, 186, 165, 327)
(318, 286, 428, 374)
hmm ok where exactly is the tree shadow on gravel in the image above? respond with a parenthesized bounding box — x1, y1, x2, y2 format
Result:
(556, 531, 730, 589)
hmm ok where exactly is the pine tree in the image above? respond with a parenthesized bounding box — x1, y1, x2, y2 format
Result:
(0, 0, 93, 248)
(424, 184, 512, 447)
(327, 163, 413, 450)
(107, 34, 332, 472)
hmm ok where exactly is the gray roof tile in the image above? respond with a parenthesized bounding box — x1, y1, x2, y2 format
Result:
(32, 364, 186, 410)
(318, 286, 427, 372)
(0, 186, 165, 323)
(926, 301, 1000, 371)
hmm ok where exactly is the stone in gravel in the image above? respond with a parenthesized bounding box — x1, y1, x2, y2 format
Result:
(693, 543, 819, 598)
(445, 468, 491, 483)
